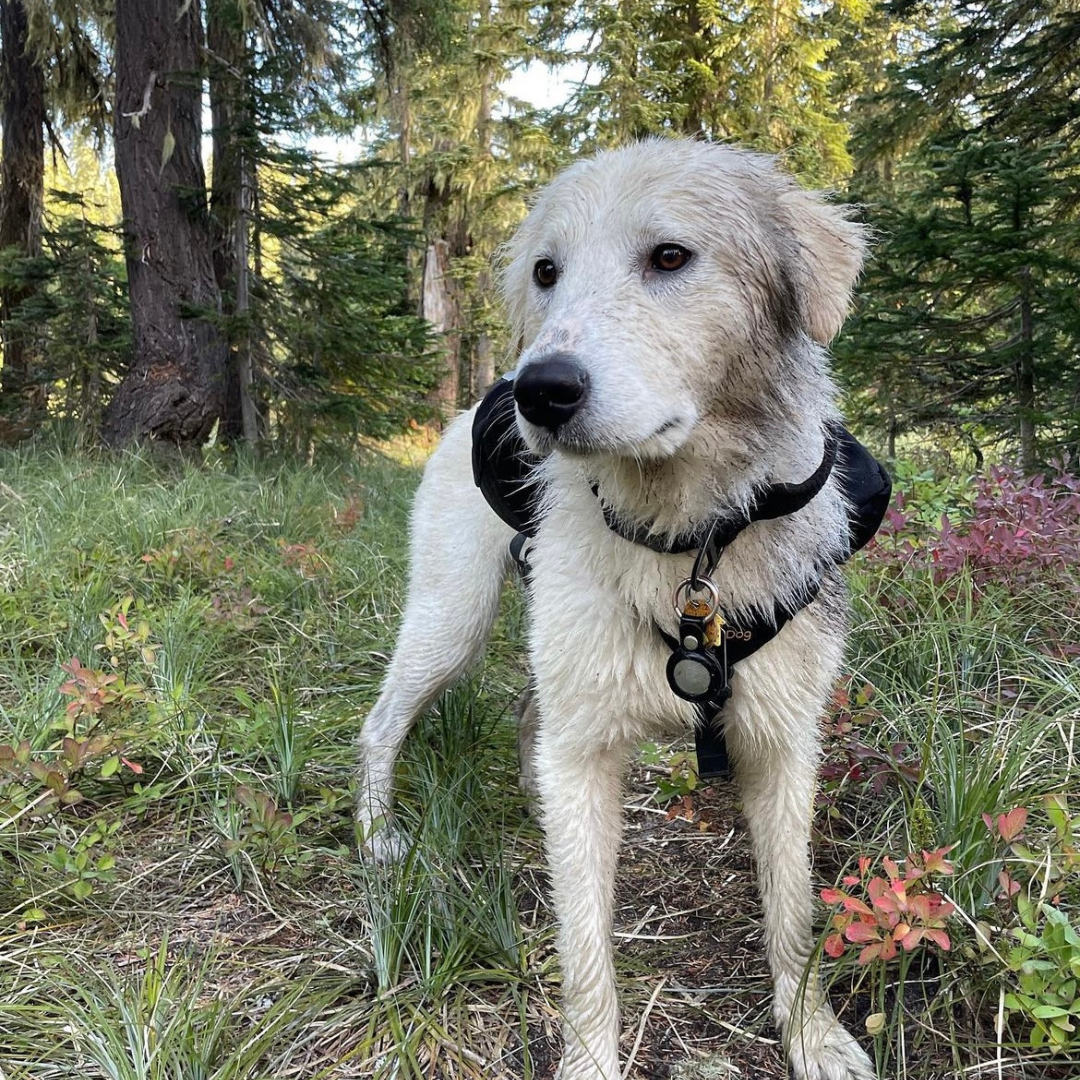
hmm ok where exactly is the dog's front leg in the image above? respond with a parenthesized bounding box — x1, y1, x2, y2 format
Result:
(536, 731, 625, 1080)
(727, 700, 875, 1080)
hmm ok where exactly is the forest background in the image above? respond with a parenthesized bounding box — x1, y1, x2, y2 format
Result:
(0, 0, 1076, 466)
(1, 3, 1079, 1079)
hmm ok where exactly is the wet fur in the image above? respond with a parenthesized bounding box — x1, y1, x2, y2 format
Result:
(356, 139, 875, 1080)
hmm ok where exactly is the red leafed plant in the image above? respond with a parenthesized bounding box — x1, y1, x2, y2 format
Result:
(929, 463, 1080, 587)
(58, 656, 121, 720)
(822, 847, 957, 964)
(872, 461, 1080, 594)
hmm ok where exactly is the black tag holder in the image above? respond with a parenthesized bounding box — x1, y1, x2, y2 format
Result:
(666, 578, 734, 781)
(665, 606, 730, 708)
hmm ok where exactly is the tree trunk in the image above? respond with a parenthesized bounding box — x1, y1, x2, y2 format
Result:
(468, 13, 495, 404)
(472, 327, 494, 400)
(422, 238, 461, 420)
(208, 0, 258, 443)
(102, 0, 228, 448)
(0, 0, 45, 406)
(682, 0, 703, 136)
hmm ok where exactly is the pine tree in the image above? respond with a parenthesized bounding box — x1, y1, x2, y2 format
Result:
(207, 0, 259, 442)
(199, 0, 439, 447)
(359, 0, 560, 415)
(559, 0, 863, 183)
(838, 0, 1080, 465)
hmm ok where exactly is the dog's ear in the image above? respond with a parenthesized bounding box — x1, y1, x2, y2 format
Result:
(779, 189, 868, 345)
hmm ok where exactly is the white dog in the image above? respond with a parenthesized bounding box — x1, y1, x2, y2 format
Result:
(356, 139, 879, 1080)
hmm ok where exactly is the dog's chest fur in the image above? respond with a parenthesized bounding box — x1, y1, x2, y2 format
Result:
(521, 456, 847, 747)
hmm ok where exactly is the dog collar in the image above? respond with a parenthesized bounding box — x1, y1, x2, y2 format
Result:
(644, 432, 839, 783)
(594, 431, 837, 783)
(595, 424, 840, 558)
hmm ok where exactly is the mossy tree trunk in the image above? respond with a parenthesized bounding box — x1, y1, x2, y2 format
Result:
(102, 0, 228, 448)
(0, 0, 45, 410)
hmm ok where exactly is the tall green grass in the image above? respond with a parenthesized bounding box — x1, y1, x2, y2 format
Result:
(0, 440, 540, 1079)
(823, 564, 1080, 1075)
(1, 440, 1076, 1078)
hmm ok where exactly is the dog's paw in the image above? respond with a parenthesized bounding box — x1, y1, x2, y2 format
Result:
(356, 816, 409, 865)
(786, 1020, 875, 1080)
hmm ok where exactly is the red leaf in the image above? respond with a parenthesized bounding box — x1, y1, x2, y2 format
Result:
(998, 871, 1020, 898)
(997, 807, 1028, 843)
(898, 927, 924, 951)
(858, 943, 884, 965)
(843, 896, 874, 917)
(845, 921, 880, 944)
(919, 846, 955, 876)
(924, 928, 951, 951)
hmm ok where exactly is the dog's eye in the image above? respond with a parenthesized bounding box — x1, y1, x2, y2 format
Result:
(533, 258, 558, 289)
(650, 244, 693, 273)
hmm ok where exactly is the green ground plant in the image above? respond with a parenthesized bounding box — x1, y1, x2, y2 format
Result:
(816, 462, 1080, 1077)
(0, 439, 1076, 1078)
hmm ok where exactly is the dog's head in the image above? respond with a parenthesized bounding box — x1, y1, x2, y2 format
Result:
(501, 139, 867, 459)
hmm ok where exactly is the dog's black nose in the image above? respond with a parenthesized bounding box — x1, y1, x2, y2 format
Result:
(514, 355, 589, 430)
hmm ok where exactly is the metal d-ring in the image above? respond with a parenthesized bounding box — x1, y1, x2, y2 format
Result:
(672, 576, 720, 619)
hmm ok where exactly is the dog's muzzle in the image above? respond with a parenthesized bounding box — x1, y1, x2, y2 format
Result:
(514, 353, 589, 431)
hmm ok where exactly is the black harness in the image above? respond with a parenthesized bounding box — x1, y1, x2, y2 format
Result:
(472, 374, 891, 780)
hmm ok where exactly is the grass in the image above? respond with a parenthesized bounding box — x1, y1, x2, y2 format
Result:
(0, 438, 1077, 1079)
(820, 565, 1080, 1076)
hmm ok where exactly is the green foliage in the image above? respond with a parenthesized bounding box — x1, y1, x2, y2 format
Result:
(839, 0, 1080, 464)
(822, 486, 1079, 1073)
(561, 0, 860, 183)
(974, 797, 1080, 1055)
(0, 191, 130, 434)
(260, 169, 441, 440)
(1004, 899, 1080, 1054)
(0, 442, 543, 1079)
(360, 686, 533, 993)
(874, 457, 978, 536)
(641, 743, 700, 804)
(0, 438, 1076, 1076)
(46, 935, 328, 1080)
(840, 134, 1080, 464)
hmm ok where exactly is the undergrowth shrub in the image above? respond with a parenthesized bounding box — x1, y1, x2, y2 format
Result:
(929, 464, 1080, 587)
(872, 460, 1080, 605)
(824, 458, 1080, 1071)
(980, 799, 1080, 1055)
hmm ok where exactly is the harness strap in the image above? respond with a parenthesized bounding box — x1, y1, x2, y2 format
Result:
(474, 375, 891, 786)
(597, 424, 840, 560)
(656, 580, 823, 780)
(693, 707, 731, 779)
